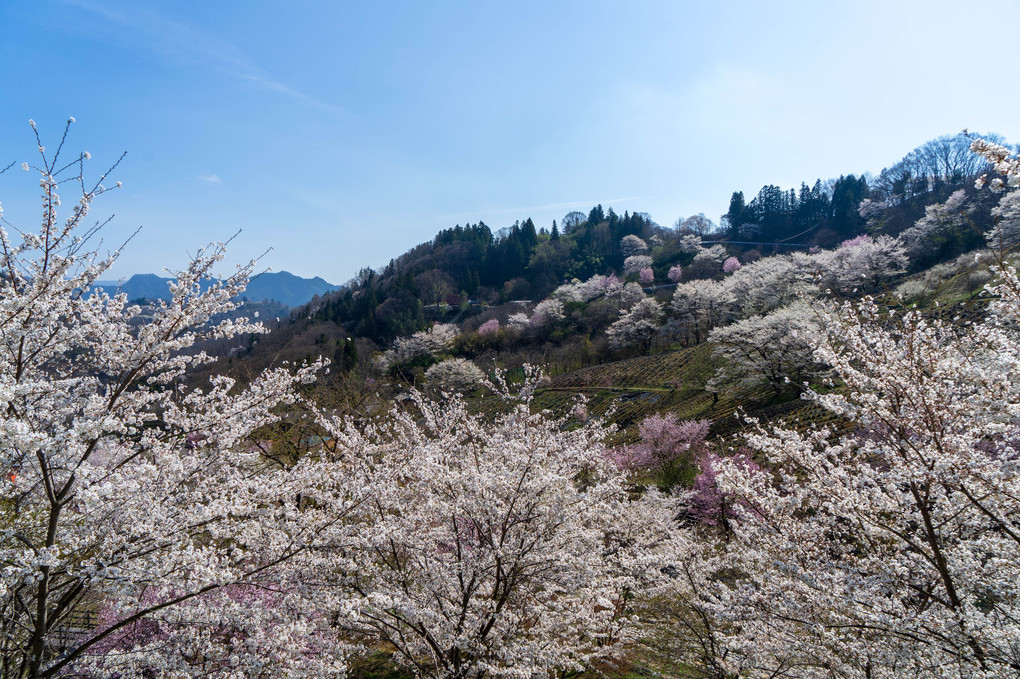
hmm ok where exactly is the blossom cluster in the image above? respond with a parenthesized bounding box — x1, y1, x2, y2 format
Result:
(0, 127, 363, 677)
(316, 371, 685, 678)
(375, 322, 459, 370)
(684, 138, 1020, 675)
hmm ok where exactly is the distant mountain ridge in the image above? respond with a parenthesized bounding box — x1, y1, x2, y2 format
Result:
(95, 271, 338, 308)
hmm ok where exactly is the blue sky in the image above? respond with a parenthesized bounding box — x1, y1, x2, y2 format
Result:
(2, 1, 1019, 284)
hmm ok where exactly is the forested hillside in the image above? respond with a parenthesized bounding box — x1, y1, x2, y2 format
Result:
(219, 131, 1008, 379)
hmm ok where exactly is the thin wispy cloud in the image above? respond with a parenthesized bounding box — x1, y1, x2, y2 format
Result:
(197, 173, 221, 184)
(58, 0, 347, 114)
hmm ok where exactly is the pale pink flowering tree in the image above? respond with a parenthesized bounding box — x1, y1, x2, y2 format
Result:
(721, 256, 742, 274)
(476, 317, 500, 337)
(667, 265, 683, 283)
(696, 140, 1020, 675)
(686, 449, 761, 529)
(839, 234, 871, 248)
(610, 414, 710, 490)
(549, 274, 623, 305)
(816, 234, 908, 292)
(0, 123, 363, 678)
(318, 369, 683, 679)
(638, 266, 654, 285)
(593, 272, 623, 296)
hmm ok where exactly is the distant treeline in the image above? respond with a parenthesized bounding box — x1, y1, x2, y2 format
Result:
(724, 132, 1003, 247)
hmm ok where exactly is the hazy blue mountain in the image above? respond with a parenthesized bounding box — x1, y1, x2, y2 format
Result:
(94, 271, 338, 307)
(243, 271, 338, 307)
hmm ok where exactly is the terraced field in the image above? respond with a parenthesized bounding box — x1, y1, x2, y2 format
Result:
(530, 343, 849, 447)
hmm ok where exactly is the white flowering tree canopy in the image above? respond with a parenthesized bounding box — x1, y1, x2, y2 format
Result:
(706, 301, 825, 396)
(692, 244, 727, 266)
(815, 234, 908, 292)
(550, 274, 624, 305)
(424, 357, 486, 393)
(620, 234, 649, 257)
(723, 254, 816, 318)
(900, 189, 970, 257)
(318, 370, 683, 679)
(0, 124, 365, 677)
(506, 311, 530, 330)
(623, 255, 654, 276)
(668, 279, 733, 345)
(691, 138, 1020, 678)
(377, 323, 459, 371)
(988, 188, 1020, 249)
(531, 297, 566, 324)
(607, 297, 664, 350)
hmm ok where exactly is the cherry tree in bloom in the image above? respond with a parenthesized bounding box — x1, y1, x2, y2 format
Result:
(0, 123, 363, 677)
(529, 297, 565, 326)
(706, 301, 826, 397)
(987, 187, 1020, 250)
(620, 234, 649, 257)
(579, 273, 624, 301)
(721, 256, 742, 274)
(549, 274, 623, 305)
(676, 233, 702, 254)
(638, 266, 654, 285)
(971, 137, 1020, 193)
(816, 234, 908, 292)
(686, 449, 760, 529)
(377, 323, 459, 371)
(699, 141, 1020, 676)
(667, 279, 733, 345)
(609, 414, 710, 491)
(606, 297, 663, 351)
(692, 245, 727, 268)
(505, 311, 530, 331)
(424, 357, 486, 394)
(318, 369, 683, 679)
(610, 281, 648, 312)
(476, 318, 500, 337)
(667, 265, 683, 283)
(723, 254, 816, 318)
(623, 254, 653, 276)
(899, 189, 970, 258)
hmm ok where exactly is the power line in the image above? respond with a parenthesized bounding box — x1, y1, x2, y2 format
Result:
(699, 240, 814, 248)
